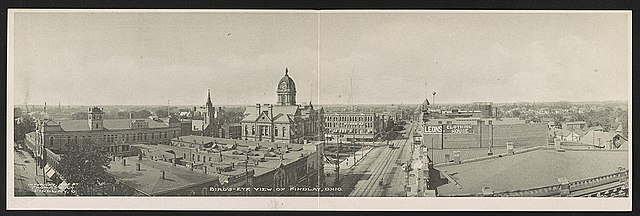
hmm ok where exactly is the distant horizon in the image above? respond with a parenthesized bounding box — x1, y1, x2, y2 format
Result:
(15, 99, 629, 108)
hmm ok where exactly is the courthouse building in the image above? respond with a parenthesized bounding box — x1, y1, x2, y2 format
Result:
(241, 68, 325, 144)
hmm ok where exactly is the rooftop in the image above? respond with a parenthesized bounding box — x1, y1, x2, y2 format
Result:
(50, 118, 172, 131)
(435, 150, 628, 196)
(107, 156, 219, 195)
(155, 136, 317, 177)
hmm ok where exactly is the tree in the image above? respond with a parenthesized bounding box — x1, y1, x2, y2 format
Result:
(57, 140, 115, 196)
(132, 110, 152, 119)
(14, 117, 35, 142)
(155, 108, 169, 118)
(71, 111, 88, 120)
(14, 107, 23, 118)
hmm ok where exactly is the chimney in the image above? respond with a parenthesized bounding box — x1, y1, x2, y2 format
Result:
(256, 104, 261, 114)
(161, 170, 165, 180)
(136, 163, 141, 171)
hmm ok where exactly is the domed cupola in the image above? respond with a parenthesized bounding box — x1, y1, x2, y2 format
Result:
(277, 68, 297, 105)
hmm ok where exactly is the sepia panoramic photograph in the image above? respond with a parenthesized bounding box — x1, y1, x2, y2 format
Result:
(6, 10, 631, 210)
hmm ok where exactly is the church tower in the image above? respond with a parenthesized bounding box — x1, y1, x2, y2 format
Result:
(88, 106, 104, 130)
(203, 89, 218, 137)
(277, 68, 297, 106)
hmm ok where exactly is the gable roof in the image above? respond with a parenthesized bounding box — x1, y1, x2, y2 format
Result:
(242, 105, 299, 123)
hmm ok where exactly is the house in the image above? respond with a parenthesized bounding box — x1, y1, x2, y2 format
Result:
(562, 121, 587, 131)
(580, 131, 627, 149)
(553, 129, 580, 142)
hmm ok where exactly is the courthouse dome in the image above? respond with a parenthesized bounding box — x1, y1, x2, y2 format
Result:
(277, 68, 297, 93)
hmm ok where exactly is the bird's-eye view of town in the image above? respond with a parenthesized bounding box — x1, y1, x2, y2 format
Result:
(9, 11, 630, 199)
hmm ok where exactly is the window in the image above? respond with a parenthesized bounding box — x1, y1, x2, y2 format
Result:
(274, 127, 279, 137)
(251, 126, 255, 135)
(49, 137, 54, 146)
(74, 136, 78, 144)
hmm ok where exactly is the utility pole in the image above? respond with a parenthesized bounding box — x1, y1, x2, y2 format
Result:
(433, 91, 436, 107)
(479, 120, 483, 148)
(489, 121, 494, 155)
(441, 123, 445, 149)
(335, 141, 340, 186)
(245, 153, 250, 196)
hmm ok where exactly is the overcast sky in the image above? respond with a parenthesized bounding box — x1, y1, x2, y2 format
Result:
(11, 11, 630, 106)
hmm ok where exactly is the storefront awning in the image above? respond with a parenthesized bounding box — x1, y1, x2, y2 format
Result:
(46, 167, 57, 178)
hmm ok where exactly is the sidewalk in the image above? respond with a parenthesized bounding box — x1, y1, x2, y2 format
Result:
(14, 149, 50, 196)
(324, 145, 376, 170)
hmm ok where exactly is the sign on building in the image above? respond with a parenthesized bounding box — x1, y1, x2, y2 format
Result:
(424, 124, 473, 134)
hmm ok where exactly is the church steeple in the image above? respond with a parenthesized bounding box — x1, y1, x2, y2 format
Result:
(206, 88, 212, 106)
(204, 88, 218, 137)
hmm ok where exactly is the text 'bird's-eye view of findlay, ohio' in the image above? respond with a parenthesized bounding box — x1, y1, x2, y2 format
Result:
(8, 10, 630, 200)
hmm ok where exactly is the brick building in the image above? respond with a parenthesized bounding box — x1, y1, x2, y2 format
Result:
(324, 112, 383, 142)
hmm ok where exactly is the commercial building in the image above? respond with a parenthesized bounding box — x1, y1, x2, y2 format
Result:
(241, 68, 325, 144)
(25, 106, 183, 163)
(421, 117, 548, 149)
(323, 112, 383, 142)
(133, 135, 325, 196)
(107, 155, 222, 196)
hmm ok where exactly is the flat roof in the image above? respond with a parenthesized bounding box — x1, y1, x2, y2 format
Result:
(161, 137, 318, 177)
(107, 156, 218, 195)
(435, 150, 628, 196)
